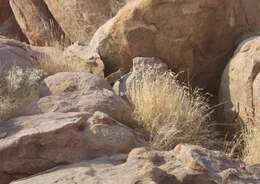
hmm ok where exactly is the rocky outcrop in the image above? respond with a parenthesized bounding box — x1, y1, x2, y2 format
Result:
(88, 0, 260, 93)
(43, 0, 127, 44)
(219, 36, 260, 126)
(11, 144, 260, 184)
(9, 0, 65, 46)
(0, 111, 138, 181)
(21, 72, 133, 124)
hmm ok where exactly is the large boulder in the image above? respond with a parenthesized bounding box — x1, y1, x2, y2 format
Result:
(43, 0, 127, 44)
(11, 144, 260, 184)
(88, 0, 260, 93)
(219, 36, 260, 126)
(21, 72, 133, 124)
(0, 111, 138, 181)
(9, 0, 66, 46)
(0, 37, 41, 76)
(0, 37, 62, 76)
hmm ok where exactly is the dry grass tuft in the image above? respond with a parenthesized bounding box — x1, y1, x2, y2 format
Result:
(243, 124, 260, 164)
(223, 117, 260, 165)
(0, 66, 41, 121)
(36, 53, 90, 76)
(128, 69, 212, 150)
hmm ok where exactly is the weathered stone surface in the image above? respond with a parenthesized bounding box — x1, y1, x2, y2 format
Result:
(11, 144, 260, 184)
(22, 72, 133, 124)
(88, 0, 260, 93)
(9, 0, 65, 46)
(0, 38, 39, 76)
(62, 43, 104, 77)
(43, 0, 127, 44)
(0, 111, 138, 179)
(0, 37, 64, 77)
(113, 57, 168, 99)
(219, 36, 260, 126)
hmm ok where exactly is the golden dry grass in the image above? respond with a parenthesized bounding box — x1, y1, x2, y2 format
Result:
(36, 53, 90, 76)
(128, 69, 212, 150)
(223, 118, 260, 165)
(243, 124, 260, 164)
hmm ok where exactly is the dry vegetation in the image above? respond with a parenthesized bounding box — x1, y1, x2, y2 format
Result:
(224, 117, 260, 165)
(243, 125, 260, 164)
(36, 53, 90, 76)
(0, 66, 41, 121)
(128, 69, 212, 150)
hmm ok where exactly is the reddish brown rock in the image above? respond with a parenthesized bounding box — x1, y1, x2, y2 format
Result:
(43, 0, 127, 44)
(0, 0, 26, 41)
(88, 0, 260, 93)
(9, 0, 66, 46)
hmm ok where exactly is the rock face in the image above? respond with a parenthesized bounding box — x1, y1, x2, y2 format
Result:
(0, 16, 27, 41)
(0, 0, 26, 41)
(0, 172, 12, 184)
(0, 38, 40, 76)
(88, 0, 260, 93)
(62, 43, 105, 77)
(21, 72, 133, 124)
(11, 144, 260, 184)
(9, 0, 65, 46)
(0, 111, 137, 180)
(219, 36, 260, 126)
(0, 0, 11, 23)
(43, 0, 127, 44)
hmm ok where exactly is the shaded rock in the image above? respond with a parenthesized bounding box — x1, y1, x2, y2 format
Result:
(9, 0, 66, 46)
(0, 15, 27, 41)
(22, 72, 133, 124)
(0, 0, 26, 41)
(219, 36, 260, 126)
(0, 111, 138, 179)
(0, 172, 12, 184)
(0, 0, 11, 23)
(43, 0, 127, 43)
(11, 144, 260, 184)
(113, 57, 168, 99)
(88, 0, 260, 93)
